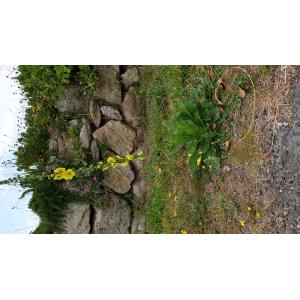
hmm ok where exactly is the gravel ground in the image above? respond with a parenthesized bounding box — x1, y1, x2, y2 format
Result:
(269, 69, 300, 233)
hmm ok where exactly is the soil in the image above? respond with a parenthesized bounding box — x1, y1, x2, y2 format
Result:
(201, 66, 300, 233)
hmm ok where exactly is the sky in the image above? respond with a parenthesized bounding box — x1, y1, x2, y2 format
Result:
(0, 65, 39, 234)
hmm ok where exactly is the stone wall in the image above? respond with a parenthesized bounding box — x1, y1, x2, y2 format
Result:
(48, 66, 147, 234)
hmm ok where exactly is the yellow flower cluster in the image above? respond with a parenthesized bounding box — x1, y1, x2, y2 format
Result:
(52, 168, 76, 181)
(98, 151, 145, 171)
(51, 151, 145, 182)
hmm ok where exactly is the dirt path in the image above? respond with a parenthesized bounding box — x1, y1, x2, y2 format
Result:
(270, 72, 300, 233)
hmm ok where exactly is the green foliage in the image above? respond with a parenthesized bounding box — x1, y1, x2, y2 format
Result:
(29, 179, 79, 233)
(17, 65, 71, 107)
(15, 124, 49, 171)
(173, 100, 226, 172)
(65, 121, 89, 168)
(76, 65, 99, 97)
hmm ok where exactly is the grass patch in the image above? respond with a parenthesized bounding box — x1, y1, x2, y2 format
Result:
(138, 66, 246, 233)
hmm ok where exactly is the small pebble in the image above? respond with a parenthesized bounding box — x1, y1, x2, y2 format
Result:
(223, 166, 231, 172)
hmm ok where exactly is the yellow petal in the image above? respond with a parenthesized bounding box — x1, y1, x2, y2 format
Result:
(239, 220, 245, 227)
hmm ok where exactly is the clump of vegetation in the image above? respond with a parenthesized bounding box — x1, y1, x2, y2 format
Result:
(173, 100, 226, 171)
(28, 179, 82, 233)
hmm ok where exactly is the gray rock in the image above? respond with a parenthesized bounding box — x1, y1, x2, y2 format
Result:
(93, 120, 136, 157)
(132, 147, 145, 173)
(93, 193, 131, 234)
(123, 87, 140, 126)
(91, 140, 100, 162)
(62, 203, 91, 234)
(103, 163, 135, 194)
(57, 132, 74, 156)
(131, 215, 146, 234)
(56, 85, 88, 113)
(100, 105, 122, 121)
(95, 66, 122, 108)
(68, 119, 79, 128)
(80, 118, 92, 149)
(49, 137, 58, 151)
(89, 100, 101, 127)
(132, 180, 147, 205)
(132, 170, 147, 205)
(121, 67, 139, 89)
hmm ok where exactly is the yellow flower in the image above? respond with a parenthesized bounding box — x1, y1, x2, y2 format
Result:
(54, 173, 63, 180)
(168, 192, 172, 198)
(173, 195, 177, 202)
(246, 206, 252, 211)
(116, 155, 123, 160)
(107, 157, 117, 166)
(126, 154, 134, 161)
(180, 230, 187, 234)
(173, 211, 177, 217)
(157, 167, 162, 174)
(62, 169, 75, 180)
(256, 212, 261, 218)
(54, 167, 66, 174)
(239, 220, 245, 227)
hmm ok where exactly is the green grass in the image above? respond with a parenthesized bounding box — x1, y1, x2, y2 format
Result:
(138, 66, 244, 233)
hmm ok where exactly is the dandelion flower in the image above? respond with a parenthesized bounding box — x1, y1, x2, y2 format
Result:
(157, 167, 162, 174)
(246, 206, 252, 211)
(256, 212, 261, 218)
(181, 230, 188, 234)
(173, 196, 177, 202)
(239, 220, 245, 227)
